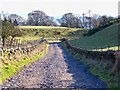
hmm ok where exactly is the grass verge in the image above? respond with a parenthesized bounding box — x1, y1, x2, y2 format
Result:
(0, 44, 49, 84)
(61, 42, 119, 89)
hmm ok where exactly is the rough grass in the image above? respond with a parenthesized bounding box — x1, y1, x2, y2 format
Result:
(17, 26, 87, 40)
(0, 44, 49, 84)
(15, 35, 40, 42)
(70, 23, 119, 51)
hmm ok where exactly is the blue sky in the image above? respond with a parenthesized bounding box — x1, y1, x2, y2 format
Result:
(0, 0, 119, 19)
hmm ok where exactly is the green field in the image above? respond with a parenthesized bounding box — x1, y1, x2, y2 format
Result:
(17, 26, 87, 40)
(70, 23, 119, 51)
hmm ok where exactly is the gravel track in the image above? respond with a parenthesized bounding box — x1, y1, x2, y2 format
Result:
(2, 42, 107, 89)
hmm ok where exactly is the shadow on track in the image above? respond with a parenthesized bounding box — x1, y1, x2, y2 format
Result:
(49, 42, 107, 89)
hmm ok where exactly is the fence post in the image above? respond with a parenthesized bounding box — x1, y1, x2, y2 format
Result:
(101, 47, 102, 51)
(18, 39, 20, 48)
(118, 44, 120, 51)
(96, 47, 97, 51)
(108, 45, 109, 50)
(15, 39, 16, 48)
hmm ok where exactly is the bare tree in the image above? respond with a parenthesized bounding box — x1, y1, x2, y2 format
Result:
(8, 14, 26, 25)
(27, 10, 57, 26)
(60, 13, 82, 28)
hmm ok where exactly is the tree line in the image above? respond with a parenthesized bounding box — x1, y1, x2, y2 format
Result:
(0, 10, 119, 48)
(2, 10, 119, 28)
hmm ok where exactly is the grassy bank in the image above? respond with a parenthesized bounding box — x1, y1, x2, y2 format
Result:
(70, 23, 119, 51)
(0, 44, 49, 84)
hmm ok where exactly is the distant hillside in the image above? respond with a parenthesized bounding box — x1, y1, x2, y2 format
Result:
(17, 26, 87, 41)
(70, 23, 119, 50)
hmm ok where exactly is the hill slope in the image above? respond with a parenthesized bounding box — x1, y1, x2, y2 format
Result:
(17, 26, 87, 40)
(70, 23, 119, 50)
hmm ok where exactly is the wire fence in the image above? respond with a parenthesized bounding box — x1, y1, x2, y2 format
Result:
(0, 37, 47, 65)
(61, 38, 119, 52)
(67, 38, 120, 52)
(78, 45, 120, 52)
(0, 37, 43, 49)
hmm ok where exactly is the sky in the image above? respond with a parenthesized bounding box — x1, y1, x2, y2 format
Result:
(0, 0, 119, 19)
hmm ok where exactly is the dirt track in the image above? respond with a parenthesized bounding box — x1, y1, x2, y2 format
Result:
(2, 42, 107, 88)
